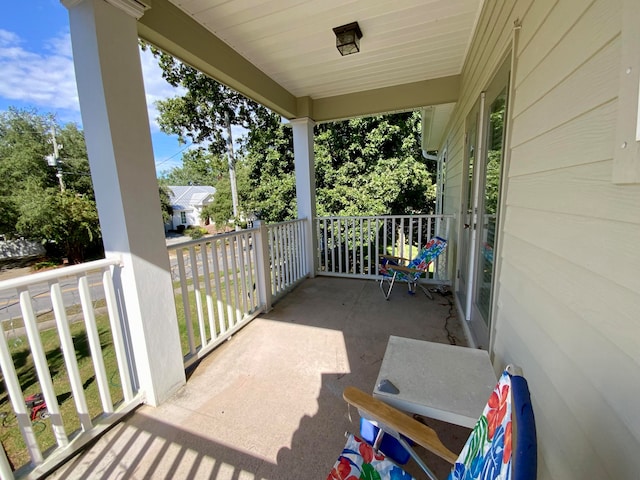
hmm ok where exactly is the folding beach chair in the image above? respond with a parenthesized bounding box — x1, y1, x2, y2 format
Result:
(379, 236, 447, 300)
(327, 365, 537, 480)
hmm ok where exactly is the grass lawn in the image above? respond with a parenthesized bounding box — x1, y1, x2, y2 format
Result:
(0, 315, 122, 471)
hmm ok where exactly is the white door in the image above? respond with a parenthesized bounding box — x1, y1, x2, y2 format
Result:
(463, 59, 510, 348)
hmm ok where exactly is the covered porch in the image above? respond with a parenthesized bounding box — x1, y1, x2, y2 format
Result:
(48, 276, 470, 480)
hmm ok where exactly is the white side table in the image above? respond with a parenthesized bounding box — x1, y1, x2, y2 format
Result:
(373, 336, 497, 428)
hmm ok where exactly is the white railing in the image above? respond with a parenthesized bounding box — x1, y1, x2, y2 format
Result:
(266, 219, 308, 301)
(316, 215, 453, 283)
(167, 229, 265, 369)
(0, 258, 141, 479)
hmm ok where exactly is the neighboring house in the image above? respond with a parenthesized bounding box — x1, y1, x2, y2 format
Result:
(167, 185, 215, 231)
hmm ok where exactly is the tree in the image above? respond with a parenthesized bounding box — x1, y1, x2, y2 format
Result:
(157, 180, 174, 224)
(240, 111, 436, 221)
(159, 148, 226, 187)
(0, 108, 52, 233)
(0, 108, 102, 262)
(143, 43, 271, 225)
(146, 49, 437, 223)
(14, 182, 101, 263)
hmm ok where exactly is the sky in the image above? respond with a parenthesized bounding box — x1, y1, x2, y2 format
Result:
(0, 0, 237, 174)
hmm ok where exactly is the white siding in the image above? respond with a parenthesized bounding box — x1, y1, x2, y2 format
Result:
(442, 0, 640, 477)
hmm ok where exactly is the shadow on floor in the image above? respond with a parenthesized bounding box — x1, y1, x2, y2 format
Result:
(50, 277, 472, 479)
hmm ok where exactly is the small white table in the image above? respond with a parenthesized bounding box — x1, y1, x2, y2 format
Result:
(373, 336, 497, 429)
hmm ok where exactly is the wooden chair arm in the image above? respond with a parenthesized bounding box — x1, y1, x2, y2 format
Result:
(384, 265, 422, 275)
(379, 254, 409, 263)
(343, 387, 458, 464)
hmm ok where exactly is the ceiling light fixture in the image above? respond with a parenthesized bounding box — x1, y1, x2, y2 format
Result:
(332, 22, 363, 56)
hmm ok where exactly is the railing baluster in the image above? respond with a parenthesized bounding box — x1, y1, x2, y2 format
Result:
(189, 246, 206, 348)
(230, 236, 241, 325)
(0, 328, 43, 465)
(211, 239, 226, 334)
(238, 233, 249, 316)
(19, 288, 68, 447)
(245, 232, 255, 311)
(337, 218, 343, 274)
(102, 267, 134, 401)
(391, 218, 396, 257)
(375, 218, 380, 275)
(330, 219, 336, 273)
(288, 223, 295, 283)
(278, 225, 285, 291)
(269, 227, 276, 296)
(418, 217, 423, 249)
(78, 276, 113, 415)
(200, 243, 216, 342)
(351, 218, 356, 274)
(0, 442, 15, 479)
(176, 249, 196, 356)
(221, 239, 234, 326)
(408, 216, 414, 260)
(323, 219, 328, 272)
(283, 224, 291, 287)
(359, 218, 364, 275)
(50, 280, 92, 431)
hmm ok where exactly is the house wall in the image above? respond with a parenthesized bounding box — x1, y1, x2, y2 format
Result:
(442, 0, 640, 477)
(171, 209, 200, 228)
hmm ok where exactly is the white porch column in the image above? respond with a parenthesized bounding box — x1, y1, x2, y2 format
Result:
(291, 118, 318, 276)
(63, 0, 185, 405)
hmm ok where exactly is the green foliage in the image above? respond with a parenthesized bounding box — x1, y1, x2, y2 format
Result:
(0, 108, 101, 261)
(185, 226, 207, 239)
(240, 111, 436, 221)
(157, 180, 174, 223)
(159, 148, 226, 186)
(14, 184, 101, 263)
(315, 112, 434, 216)
(142, 42, 269, 154)
(148, 49, 437, 223)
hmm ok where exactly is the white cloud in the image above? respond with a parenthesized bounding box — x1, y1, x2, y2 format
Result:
(139, 47, 185, 131)
(0, 29, 79, 114)
(0, 28, 182, 132)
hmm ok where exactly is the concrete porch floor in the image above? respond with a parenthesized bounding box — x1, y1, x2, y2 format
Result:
(50, 277, 473, 479)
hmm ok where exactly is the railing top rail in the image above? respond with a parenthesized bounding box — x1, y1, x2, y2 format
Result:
(166, 228, 259, 251)
(265, 218, 307, 228)
(0, 256, 123, 292)
(315, 214, 454, 220)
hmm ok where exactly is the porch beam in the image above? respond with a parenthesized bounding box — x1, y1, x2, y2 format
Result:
(138, 0, 298, 119)
(291, 118, 318, 277)
(312, 75, 461, 123)
(64, 0, 185, 406)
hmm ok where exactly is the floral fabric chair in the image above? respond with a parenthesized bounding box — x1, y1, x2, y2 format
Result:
(448, 371, 513, 480)
(379, 236, 447, 300)
(328, 368, 536, 480)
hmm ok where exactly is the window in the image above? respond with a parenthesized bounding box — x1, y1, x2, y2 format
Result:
(180, 212, 187, 224)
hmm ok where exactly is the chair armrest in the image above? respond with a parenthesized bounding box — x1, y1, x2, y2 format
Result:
(385, 265, 422, 275)
(343, 387, 457, 464)
(379, 254, 410, 263)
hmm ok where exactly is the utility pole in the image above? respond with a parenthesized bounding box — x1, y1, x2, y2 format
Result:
(224, 110, 240, 231)
(46, 126, 65, 192)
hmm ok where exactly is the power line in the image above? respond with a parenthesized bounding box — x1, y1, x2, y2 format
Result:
(155, 142, 193, 168)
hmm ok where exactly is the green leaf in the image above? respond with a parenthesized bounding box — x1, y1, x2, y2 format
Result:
(359, 462, 382, 480)
(463, 415, 488, 466)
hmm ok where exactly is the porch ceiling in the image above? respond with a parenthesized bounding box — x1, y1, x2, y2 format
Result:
(139, 0, 483, 121)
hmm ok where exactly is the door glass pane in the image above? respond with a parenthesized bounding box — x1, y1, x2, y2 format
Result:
(458, 112, 477, 310)
(477, 89, 507, 323)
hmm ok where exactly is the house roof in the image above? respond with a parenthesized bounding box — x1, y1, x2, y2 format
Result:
(169, 185, 216, 211)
